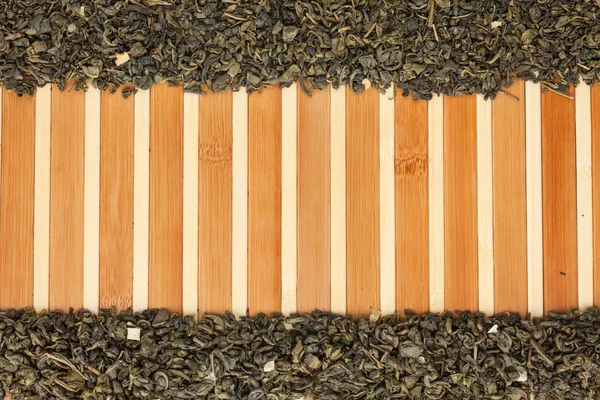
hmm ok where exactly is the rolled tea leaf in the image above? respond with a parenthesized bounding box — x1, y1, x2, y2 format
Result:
(0, 0, 599, 98)
(0, 307, 600, 399)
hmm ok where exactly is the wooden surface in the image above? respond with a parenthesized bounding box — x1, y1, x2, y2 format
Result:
(297, 87, 331, 313)
(394, 95, 429, 314)
(525, 82, 544, 317)
(379, 88, 396, 315)
(476, 96, 493, 315)
(231, 92, 248, 316)
(330, 88, 347, 315)
(49, 86, 85, 311)
(281, 84, 298, 314)
(0, 90, 35, 309)
(248, 86, 282, 315)
(575, 84, 593, 309)
(84, 89, 101, 313)
(99, 90, 134, 311)
(132, 90, 150, 311)
(149, 83, 183, 314)
(346, 87, 380, 317)
(542, 85, 578, 313)
(182, 92, 198, 317)
(492, 81, 528, 316)
(444, 96, 478, 311)
(593, 85, 600, 307)
(0, 81, 598, 320)
(198, 90, 233, 315)
(428, 96, 444, 312)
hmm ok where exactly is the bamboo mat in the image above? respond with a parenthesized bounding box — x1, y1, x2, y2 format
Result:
(0, 82, 599, 319)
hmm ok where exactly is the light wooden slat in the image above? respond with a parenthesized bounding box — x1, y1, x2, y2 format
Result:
(0, 89, 2, 198)
(281, 84, 297, 315)
(248, 86, 282, 315)
(99, 90, 134, 312)
(49, 85, 85, 311)
(525, 82, 543, 317)
(34, 86, 51, 311)
(379, 88, 396, 316)
(492, 81, 527, 316)
(198, 90, 232, 315)
(394, 94, 429, 315)
(444, 95, 478, 311)
(84, 89, 101, 314)
(575, 84, 593, 310)
(476, 95, 493, 315)
(542, 85, 578, 314)
(428, 95, 444, 313)
(0, 89, 2, 232)
(232, 90, 248, 317)
(346, 87, 380, 317)
(297, 87, 331, 314)
(182, 92, 199, 318)
(330, 87, 347, 315)
(149, 83, 183, 314)
(593, 85, 600, 307)
(0, 89, 35, 309)
(132, 89, 150, 311)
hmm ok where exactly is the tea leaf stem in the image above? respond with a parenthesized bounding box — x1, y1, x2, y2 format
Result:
(541, 83, 574, 99)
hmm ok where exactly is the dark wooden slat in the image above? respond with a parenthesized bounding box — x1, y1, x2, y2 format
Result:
(346, 87, 380, 317)
(394, 95, 429, 314)
(149, 83, 184, 314)
(248, 86, 282, 315)
(297, 87, 331, 313)
(444, 95, 478, 311)
(541, 86, 578, 313)
(492, 82, 528, 316)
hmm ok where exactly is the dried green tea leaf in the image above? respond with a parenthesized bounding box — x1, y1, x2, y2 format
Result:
(0, 0, 598, 98)
(1, 308, 599, 399)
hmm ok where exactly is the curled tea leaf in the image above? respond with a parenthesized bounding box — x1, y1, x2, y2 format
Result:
(0, 308, 600, 399)
(283, 26, 300, 43)
(0, 0, 598, 98)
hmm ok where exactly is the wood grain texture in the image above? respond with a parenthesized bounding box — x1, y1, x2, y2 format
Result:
(0, 83, 595, 321)
(346, 87, 380, 317)
(182, 93, 199, 318)
(84, 89, 101, 314)
(281, 84, 297, 315)
(542, 86, 578, 313)
(231, 91, 248, 316)
(297, 87, 331, 313)
(492, 82, 527, 316)
(444, 95, 478, 312)
(379, 89, 396, 315)
(132, 90, 150, 311)
(149, 83, 183, 314)
(593, 85, 600, 307)
(330, 87, 347, 315)
(198, 90, 233, 315)
(0, 91, 2, 221)
(49, 86, 85, 311)
(0, 89, 35, 309)
(525, 82, 544, 317)
(476, 96, 493, 315)
(428, 96, 445, 312)
(33, 87, 51, 311)
(394, 95, 429, 315)
(248, 86, 282, 315)
(99, 91, 134, 311)
(575, 84, 593, 310)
